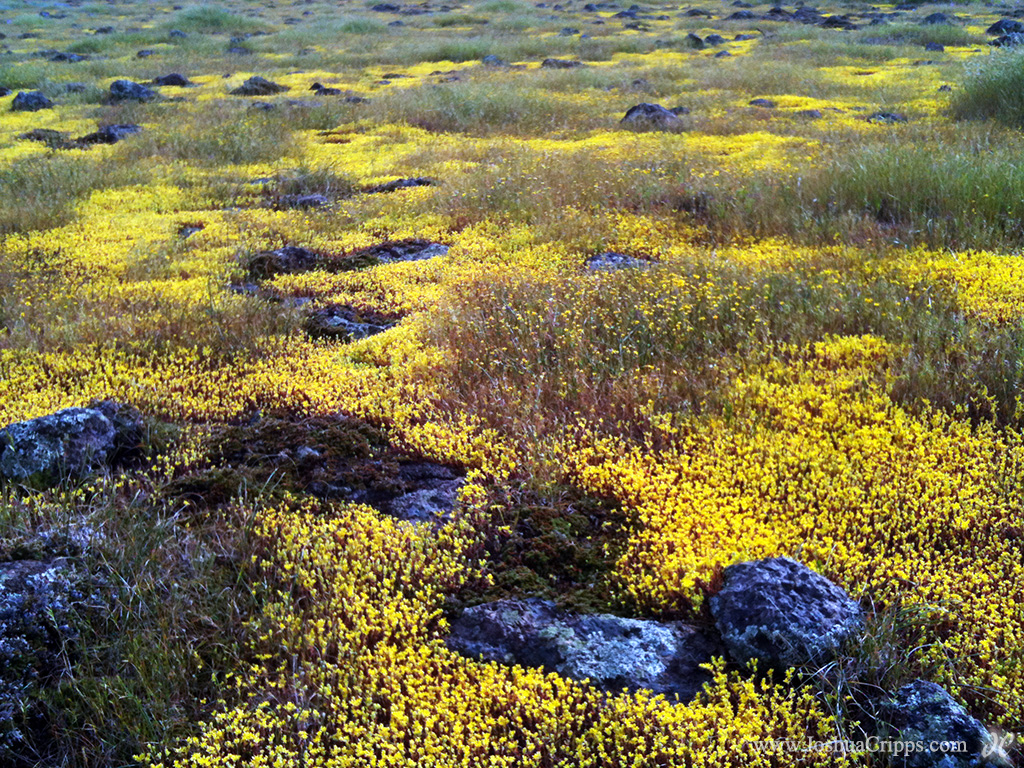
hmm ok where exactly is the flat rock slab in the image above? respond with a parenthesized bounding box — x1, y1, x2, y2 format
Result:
(710, 556, 862, 669)
(447, 598, 723, 699)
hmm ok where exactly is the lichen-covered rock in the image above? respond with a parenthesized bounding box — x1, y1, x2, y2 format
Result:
(303, 305, 397, 341)
(879, 680, 1008, 768)
(710, 556, 862, 668)
(0, 401, 143, 486)
(447, 598, 722, 699)
(0, 558, 81, 752)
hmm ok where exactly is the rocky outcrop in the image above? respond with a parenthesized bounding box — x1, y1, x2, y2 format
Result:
(447, 598, 722, 699)
(710, 557, 862, 669)
(0, 401, 143, 486)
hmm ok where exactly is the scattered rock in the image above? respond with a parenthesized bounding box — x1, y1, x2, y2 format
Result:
(991, 33, 1024, 47)
(304, 305, 396, 341)
(714, 50, 732, 57)
(878, 681, 1007, 768)
(867, 110, 907, 124)
(18, 128, 71, 148)
(274, 193, 329, 210)
(938, 84, 952, 92)
(924, 42, 945, 52)
(559, 27, 580, 35)
(711, 557, 862, 669)
(0, 401, 143, 486)
(168, 29, 188, 38)
(365, 177, 437, 194)
(584, 251, 648, 271)
(749, 97, 776, 108)
(230, 76, 289, 96)
(0, 87, 10, 97)
(11, 91, 53, 112)
(669, 105, 690, 115)
(151, 73, 191, 86)
(446, 599, 723, 699)
(619, 102, 682, 131)
(359, 239, 449, 263)
(109, 79, 156, 102)
(49, 51, 86, 62)
(136, 49, 155, 58)
(686, 32, 705, 48)
(921, 12, 953, 25)
(347, 461, 465, 522)
(704, 33, 726, 45)
(245, 246, 322, 278)
(482, 54, 508, 67)
(794, 108, 823, 118)
(372, 2, 402, 10)
(77, 123, 142, 145)
(727, 9, 756, 19)
(541, 58, 584, 68)
(310, 82, 342, 95)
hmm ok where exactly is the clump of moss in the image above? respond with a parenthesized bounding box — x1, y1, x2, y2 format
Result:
(458, 483, 629, 615)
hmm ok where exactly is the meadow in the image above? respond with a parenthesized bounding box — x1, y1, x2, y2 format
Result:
(2, 0, 1024, 764)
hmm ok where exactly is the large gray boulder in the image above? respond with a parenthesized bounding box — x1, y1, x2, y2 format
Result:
(447, 598, 722, 699)
(0, 401, 143, 485)
(710, 557, 862, 669)
(879, 680, 1008, 768)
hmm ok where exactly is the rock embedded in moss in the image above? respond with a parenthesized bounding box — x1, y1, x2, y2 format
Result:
(710, 556, 862, 669)
(447, 598, 723, 699)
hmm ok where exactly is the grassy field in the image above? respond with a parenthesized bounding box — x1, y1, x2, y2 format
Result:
(2, 0, 1024, 764)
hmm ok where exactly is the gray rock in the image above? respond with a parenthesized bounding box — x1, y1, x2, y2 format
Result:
(686, 32, 705, 48)
(541, 58, 584, 68)
(109, 79, 156, 102)
(750, 98, 775, 108)
(77, 123, 141, 144)
(365, 177, 437, 194)
(275, 193, 329, 209)
(11, 91, 53, 112)
(987, 18, 1024, 35)
(879, 680, 1008, 768)
(584, 251, 648, 271)
(447, 598, 723, 699)
(620, 102, 682, 130)
(151, 73, 191, 86)
(245, 245, 321, 278)
(0, 401, 142, 485)
(374, 462, 464, 522)
(303, 305, 396, 341)
(921, 12, 953, 25)
(230, 76, 289, 96)
(482, 54, 508, 67)
(710, 556, 862, 668)
(372, 241, 449, 263)
(49, 51, 86, 62)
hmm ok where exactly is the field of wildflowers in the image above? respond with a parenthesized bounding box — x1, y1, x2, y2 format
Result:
(3, 0, 1024, 764)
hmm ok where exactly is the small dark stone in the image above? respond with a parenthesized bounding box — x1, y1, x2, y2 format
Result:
(559, 27, 580, 35)
(921, 12, 953, 25)
(372, 2, 402, 10)
(924, 41, 945, 51)
(304, 305, 397, 342)
(714, 50, 732, 57)
(749, 98, 776, 108)
(168, 29, 188, 38)
(669, 105, 690, 115)
(794, 108, 823, 118)
(49, 51, 86, 62)
(704, 33, 725, 45)
(482, 54, 508, 67)
(938, 84, 952, 92)
(136, 49, 155, 58)
(686, 32, 705, 48)
(727, 10, 756, 19)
